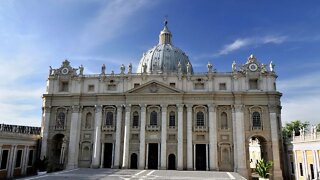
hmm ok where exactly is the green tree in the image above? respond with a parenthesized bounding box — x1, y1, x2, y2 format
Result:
(282, 120, 309, 139)
(317, 123, 320, 132)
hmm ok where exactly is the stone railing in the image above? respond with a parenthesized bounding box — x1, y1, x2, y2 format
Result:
(292, 132, 320, 143)
(102, 125, 115, 132)
(193, 126, 208, 132)
(0, 124, 41, 135)
(146, 125, 160, 131)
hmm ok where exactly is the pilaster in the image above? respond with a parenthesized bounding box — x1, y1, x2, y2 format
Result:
(139, 104, 146, 169)
(160, 104, 167, 169)
(186, 104, 193, 170)
(233, 104, 248, 179)
(67, 105, 81, 169)
(114, 105, 123, 168)
(122, 104, 131, 168)
(91, 105, 102, 168)
(269, 105, 283, 180)
(41, 106, 51, 159)
(208, 104, 218, 170)
(177, 104, 184, 170)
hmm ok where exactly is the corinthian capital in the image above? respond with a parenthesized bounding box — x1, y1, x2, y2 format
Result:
(233, 104, 243, 112)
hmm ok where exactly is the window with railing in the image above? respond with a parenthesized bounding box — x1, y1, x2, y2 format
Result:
(169, 111, 175, 127)
(106, 112, 113, 126)
(196, 111, 204, 127)
(150, 111, 157, 126)
(132, 111, 139, 127)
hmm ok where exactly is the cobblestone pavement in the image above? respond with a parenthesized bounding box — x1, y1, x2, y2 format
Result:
(21, 168, 247, 180)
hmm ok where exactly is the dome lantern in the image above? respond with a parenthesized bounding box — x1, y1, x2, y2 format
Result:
(159, 20, 172, 45)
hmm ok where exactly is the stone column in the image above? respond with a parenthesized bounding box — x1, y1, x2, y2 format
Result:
(208, 104, 218, 170)
(41, 106, 51, 159)
(122, 104, 131, 168)
(193, 144, 196, 170)
(186, 105, 193, 170)
(302, 150, 308, 179)
(91, 105, 102, 168)
(269, 106, 283, 180)
(100, 143, 105, 168)
(232, 107, 237, 171)
(312, 150, 318, 179)
(8, 145, 16, 178)
(160, 104, 167, 169)
(67, 105, 81, 169)
(293, 150, 299, 179)
(114, 105, 123, 168)
(21, 146, 29, 175)
(177, 104, 184, 170)
(233, 105, 248, 178)
(146, 143, 149, 169)
(139, 105, 146, 169)
(206, 144, 209, 171)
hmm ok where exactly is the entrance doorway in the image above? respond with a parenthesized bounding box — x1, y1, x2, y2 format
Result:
(148, 143, 158, 169)
(168, 154, 176, 170)
(195, 144, 206, 170)
(130, 153, 138, 169)
(103, 143, 113, 168)
(248, 136, 268, 178)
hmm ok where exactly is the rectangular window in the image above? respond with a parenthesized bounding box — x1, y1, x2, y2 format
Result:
(88, 85, 95, 92)
(134, 83, 140, 88)
(219, 83, 226, 90)
(28, 150, 34, 166)
(169, 83, 176, 88)
(60, 81, 69, 92)
(299, 163, 303, 176)
(0, 150, 9, 169)
(15, 150, 23, 168)
(310, 164, 314, 179)
(107, 84, 117, 91)
(290, 162, 294, 174)
(194, 83, 204, 90)
(249, 79, 258, 90)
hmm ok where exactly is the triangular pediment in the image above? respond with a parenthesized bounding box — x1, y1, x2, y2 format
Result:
(126, 80, 183, 94)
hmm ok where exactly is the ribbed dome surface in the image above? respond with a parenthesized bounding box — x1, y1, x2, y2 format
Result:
(136, 20, 193, 74)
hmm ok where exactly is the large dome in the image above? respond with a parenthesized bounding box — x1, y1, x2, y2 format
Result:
(137, 21, 193, 74)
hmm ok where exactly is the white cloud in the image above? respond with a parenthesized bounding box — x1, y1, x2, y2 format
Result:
(79, 0, 153, 51)
(279, 71, 320, 125)
(216, 35, 287, 56)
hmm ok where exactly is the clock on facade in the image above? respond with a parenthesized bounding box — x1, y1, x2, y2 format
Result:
(248, 63, 258, 72)
(61, 68, 69, 75)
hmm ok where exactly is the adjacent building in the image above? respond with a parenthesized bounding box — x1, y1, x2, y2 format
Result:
(0, 124, 41, 179)
(285, 127, 320, 180)
(41, 21, 284, 179)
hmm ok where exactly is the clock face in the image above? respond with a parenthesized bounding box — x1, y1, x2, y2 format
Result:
(61, 68, 69, 75)
(249, 63, 258, 72)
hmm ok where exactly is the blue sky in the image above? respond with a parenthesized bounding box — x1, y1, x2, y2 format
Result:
(1, 0, 320, 126)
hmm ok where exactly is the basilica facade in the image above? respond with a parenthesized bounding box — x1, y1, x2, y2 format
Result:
(41, 21, 284, 179)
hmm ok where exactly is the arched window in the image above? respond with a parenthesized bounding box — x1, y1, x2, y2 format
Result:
(169, 111, 175, 127)
(56, 112, 65, 128)
(196, 111, 204, 127)
(133, 111, 139, 127)
(106, 112, 113, 126)
(150, 111, 157, 126)
(221, 112, 228, 129)
(85, 112, 92, 129)
(252, 112, 261, 128)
